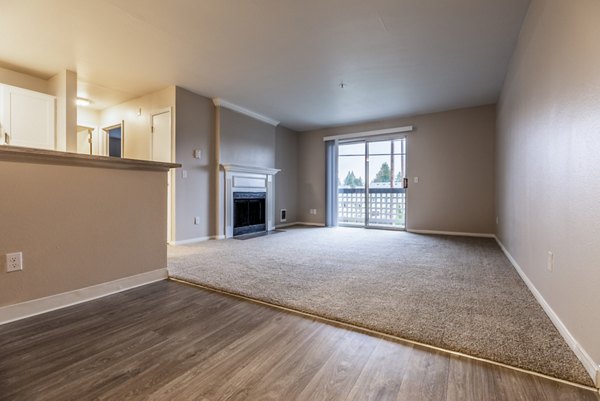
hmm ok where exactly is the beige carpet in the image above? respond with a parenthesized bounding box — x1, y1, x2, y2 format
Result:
(168, 226, 593, 386)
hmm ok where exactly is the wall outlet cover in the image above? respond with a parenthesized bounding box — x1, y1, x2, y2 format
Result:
(6, 252, 23, 272)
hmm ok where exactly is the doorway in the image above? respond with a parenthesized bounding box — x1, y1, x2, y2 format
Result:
(103, 122, 124, 158)
(337, 137, 407, 229)
(151, 109, 173, 243)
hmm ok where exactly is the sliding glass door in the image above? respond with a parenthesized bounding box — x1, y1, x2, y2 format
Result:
(337, 138, 407, 229)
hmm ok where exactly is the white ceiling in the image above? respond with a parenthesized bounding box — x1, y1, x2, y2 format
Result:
(0, 0, 530, 131)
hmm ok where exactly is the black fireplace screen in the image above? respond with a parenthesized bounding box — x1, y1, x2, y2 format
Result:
(233, 192, 266, 236)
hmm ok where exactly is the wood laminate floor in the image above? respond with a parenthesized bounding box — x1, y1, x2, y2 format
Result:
(0, 280, 597, 401)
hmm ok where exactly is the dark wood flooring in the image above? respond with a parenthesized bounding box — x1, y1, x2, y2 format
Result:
(0, 280, 597, 401)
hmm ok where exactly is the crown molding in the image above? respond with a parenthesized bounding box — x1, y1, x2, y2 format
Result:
(212, 98, 280, 127)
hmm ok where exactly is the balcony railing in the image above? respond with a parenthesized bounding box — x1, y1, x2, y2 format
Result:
(338, 187, 406, 227)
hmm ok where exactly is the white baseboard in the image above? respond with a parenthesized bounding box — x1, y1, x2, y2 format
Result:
(0, 268, 167, 326)
(407, 229, 495, 238)
(170, 235, 226, 245)
(171, 236, 211, 245)
(275, 222, 298, 228)
(495, 237, 599, 388)
(295, 222, 326, 227)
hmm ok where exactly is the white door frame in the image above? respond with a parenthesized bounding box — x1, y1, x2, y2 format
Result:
(150, 108, 175, 244)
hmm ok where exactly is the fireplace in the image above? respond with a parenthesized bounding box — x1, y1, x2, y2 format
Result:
(221, 164, 280, 239)
(233, 192, 266, 236)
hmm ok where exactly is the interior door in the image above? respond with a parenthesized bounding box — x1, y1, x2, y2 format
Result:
(151, 110, 173, 243)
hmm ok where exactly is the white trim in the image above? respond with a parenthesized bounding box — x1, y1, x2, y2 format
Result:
(170, 236, 212, 245)
(222, 165, 279, 239)
(323, 125, 414, 142)
(296, 222, 326, 227)
(407, 229, 495, 238)
(495, 237, 599, 388)
(212, 98, 280, 127)
(0, 268, 167, 326)
(221, 163, 280, 175)
(275, 222, 327, 228)
(275, 222, 299, 229)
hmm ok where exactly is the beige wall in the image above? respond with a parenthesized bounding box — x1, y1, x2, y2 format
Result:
(174, 87, 215, 241)
(0, 66, 51, 94)
(48, 70, 78, 152)
(497, 0, 600, 368)
(77, 107, 100, 129)
(100, 86, 175, 160)
(275, 125, 299, 225)
(220, 108, 276, 168)
(298, 105, 496, 233)
(0, 160, 168, 307)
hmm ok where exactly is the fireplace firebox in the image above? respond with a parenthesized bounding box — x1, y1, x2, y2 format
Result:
(233, 192, 266, 236)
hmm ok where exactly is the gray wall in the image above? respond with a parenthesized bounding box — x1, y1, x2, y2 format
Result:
(298, 105, 496, 233)
(220, 108, 275, 168)
(275, 125, 299, 225)
(497, 0, 600, 368)
(174, 87, 215, 241)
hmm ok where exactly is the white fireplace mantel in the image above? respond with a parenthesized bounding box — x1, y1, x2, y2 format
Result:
(221, 164, 280, 176)
(220, 164, 280, 238)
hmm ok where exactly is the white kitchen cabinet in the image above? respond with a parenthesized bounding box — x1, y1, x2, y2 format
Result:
(0, 84, 56, 150)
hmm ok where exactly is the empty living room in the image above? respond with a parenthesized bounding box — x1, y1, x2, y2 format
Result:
(1, 0, 599, 400)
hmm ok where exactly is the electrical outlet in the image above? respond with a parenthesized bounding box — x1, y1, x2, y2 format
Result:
(309, 209, 317, 215)
(194, 216, 201, 225)
(496, 216, 499, 225)
(547, 251, 554, 272)
(6, 252, 23, 272)
(280, 209, 287, 222)
(413, 177, 419, 184)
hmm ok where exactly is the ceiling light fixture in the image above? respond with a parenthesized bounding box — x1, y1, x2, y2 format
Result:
(76, 97, 91, 106)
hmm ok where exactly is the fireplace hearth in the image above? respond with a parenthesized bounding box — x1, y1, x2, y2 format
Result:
(233, 192, 266, 236)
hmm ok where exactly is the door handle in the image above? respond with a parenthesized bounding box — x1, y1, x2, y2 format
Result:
(403, 177, 408, 189)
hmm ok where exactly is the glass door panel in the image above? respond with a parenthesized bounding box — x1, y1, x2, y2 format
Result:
(367, 139, 406, 229)
(337, 142, 366, 226)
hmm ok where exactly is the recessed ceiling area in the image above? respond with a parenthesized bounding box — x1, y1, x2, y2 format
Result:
(0, 0, 530, 131)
